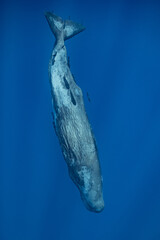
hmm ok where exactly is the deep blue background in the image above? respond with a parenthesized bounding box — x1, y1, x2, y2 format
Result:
(1, 0, 160, 239)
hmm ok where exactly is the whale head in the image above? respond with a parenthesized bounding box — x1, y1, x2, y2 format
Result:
(69, 165, 104, 213)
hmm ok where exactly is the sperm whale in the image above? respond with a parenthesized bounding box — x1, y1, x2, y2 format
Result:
(45, 12, 104, 212)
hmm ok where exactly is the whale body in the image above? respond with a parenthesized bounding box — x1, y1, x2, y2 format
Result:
(45, 12, 104, 212)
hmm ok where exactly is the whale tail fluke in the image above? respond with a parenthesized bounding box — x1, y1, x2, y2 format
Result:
(45, 12, 85, 41)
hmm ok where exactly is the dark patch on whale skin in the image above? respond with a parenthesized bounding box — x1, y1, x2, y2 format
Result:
(70, 90, 76, 105)
(63, 76, 70, 89)
(52, 58, 55, 65)
(51, 51, 57, 65)
(68, 56, 71, 68)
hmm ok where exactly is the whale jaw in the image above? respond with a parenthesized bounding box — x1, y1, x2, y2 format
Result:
(68, 165, 104, 213)
(81, 191, 105, 213)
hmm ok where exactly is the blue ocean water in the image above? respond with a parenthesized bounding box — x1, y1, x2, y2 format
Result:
(1, 0, 160, 239)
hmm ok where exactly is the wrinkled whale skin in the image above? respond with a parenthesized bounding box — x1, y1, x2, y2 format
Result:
(45, 12, 104, 212)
